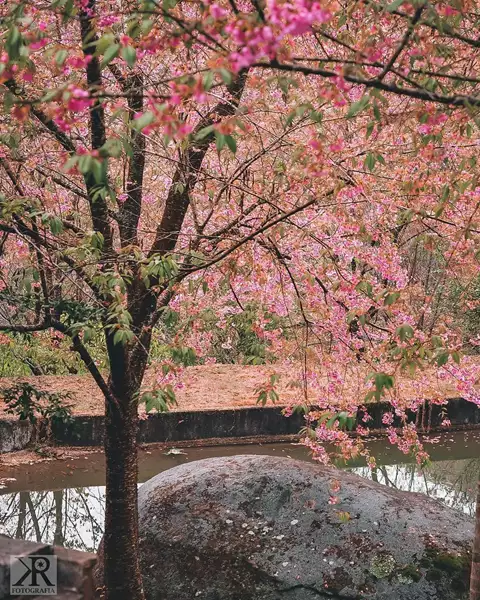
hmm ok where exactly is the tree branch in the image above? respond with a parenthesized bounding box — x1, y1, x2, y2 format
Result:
(4, 80, 77, 154)
(79, 0, 114, 252)
(118, 72, 146, 247)
(149, 70, 248, 257)
(376, 4, 424, 82)
(257, 61, 480, 108)
(52, 319, 114, 403)
(184, 190, 334, 276)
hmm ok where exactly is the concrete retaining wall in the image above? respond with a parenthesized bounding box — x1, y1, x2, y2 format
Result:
(0, 419, 34, 453)
(1, 398, 479, 453)
(51, 407, 304, 447)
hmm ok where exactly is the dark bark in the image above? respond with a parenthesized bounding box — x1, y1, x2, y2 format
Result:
(119, 73, 145, 248)
(128, 71, 249, 333)
(103, 384, 144, 600)
(79, 0, 113, 252)
(149, 70, 248, 258)
(53, 490, 64, 546)
(15, 492, 27, 538)
(470, 480, 480, 600)
(26, 493, 42, 542)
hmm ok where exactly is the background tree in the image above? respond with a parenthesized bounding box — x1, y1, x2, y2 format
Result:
(1, 0, 480, 599)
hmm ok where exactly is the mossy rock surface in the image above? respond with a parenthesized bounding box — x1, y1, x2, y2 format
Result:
(137, 455, 473, 599)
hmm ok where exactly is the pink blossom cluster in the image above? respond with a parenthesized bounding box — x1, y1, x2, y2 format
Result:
(266, 0, 332, 36)
(226, 0, 333, 70)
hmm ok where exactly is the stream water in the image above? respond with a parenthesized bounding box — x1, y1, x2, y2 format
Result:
(1, 430, 479, 553)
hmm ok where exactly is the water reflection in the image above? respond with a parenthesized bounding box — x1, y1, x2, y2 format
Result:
(352, 459, 479, 517)
(1, 438, 479, 552)
(0, 487, 104, 552)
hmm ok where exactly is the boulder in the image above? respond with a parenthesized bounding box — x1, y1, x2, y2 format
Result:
(137, 455, 473, 599)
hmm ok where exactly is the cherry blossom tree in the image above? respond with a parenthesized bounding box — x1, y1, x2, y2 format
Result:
(1, 0, 479, 598)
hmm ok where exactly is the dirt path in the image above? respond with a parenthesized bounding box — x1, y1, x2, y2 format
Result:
(0, 364, 297, 416)
(0, 361, 477, 418)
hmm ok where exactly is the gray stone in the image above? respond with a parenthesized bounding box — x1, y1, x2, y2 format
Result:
(0, 534, 52, 599)
(55, 545, 97, 599)
(138, 455, 473, 599)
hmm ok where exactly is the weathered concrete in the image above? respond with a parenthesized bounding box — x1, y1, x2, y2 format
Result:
(48, 398, 480, 447)
(1, 397, 479, 453)
(51, 407, 304, 447)
(136, 455, 473, 600)
(0, 419, 34, 453)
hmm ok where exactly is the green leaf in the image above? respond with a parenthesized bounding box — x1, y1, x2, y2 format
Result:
(49, 216, 64, 235)
(91, 184, 108, 202)
(77, 154, 93, 174)
(63, 155, 79, 172)
(113, 328, 134, 345)
(90, 159, 105, 184)
(6, 26, 22, 61)
(121, 45, 137, 68)
(356, 280, 373, 298)
(326, 415, 338, 429)
(55, 49, 68, 66)
(202, 70, 214, 91)
(346, 416, 356, 431)
(436, 352, 449, 367)
(3, 92, 14, 113)
(195, 124, 214, 140)
(386, 0, 404, 12)
(365, 152, 376, 171)
(225, 135, 237, 154)
(215, 131, 225, 152)
(113, 329, 125, 345)
(82, 326, 93, 342)
(384, 291, 400, 306)
(372, 372, 394, 397)
(41, 89, 60, 103)
(133, 111, 155, 130)
(101, 43, 120, 68)
(397, 324, 414, 342)
(95, 33, 115, 55)
(269, 389, 279, 402)
(90, 231, 104, 249)
(219, 68, 233, 85)
(256, 390, 268, 406)
(101, 138, 123, 158)
(346, 95, 370, 119)
(126, 18, 141, 39)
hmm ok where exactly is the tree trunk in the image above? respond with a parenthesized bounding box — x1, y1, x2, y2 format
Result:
(103, 390, 144, 600)
(53, 490, 64, 546)
(470, 480, 480, 600)
(15, 492, 27, 538)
